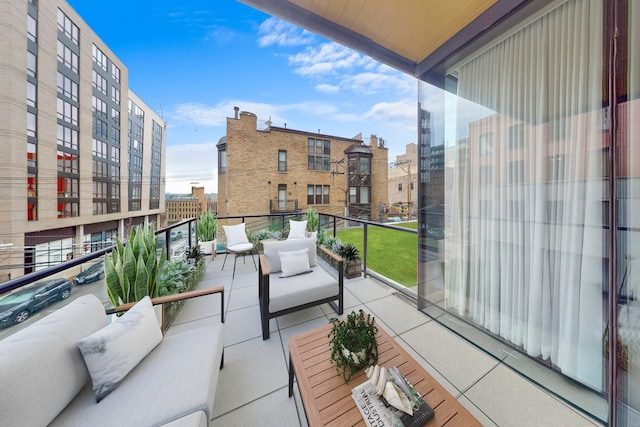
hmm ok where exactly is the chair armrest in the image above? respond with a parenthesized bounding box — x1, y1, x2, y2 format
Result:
(108, 286, 225, 333)
(317, 245, 344, 264)
(259, 254, 270, 276)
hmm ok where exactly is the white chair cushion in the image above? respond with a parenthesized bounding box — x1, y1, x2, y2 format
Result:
(279, 249, 311, 277)
(77, 296, 163, 402)
(269, 268, 339, 312)
(223, 223, 250, 247)
(288, 220, 307, 239)
(263, 238, 318, 273)
(227, 242, 253, 253)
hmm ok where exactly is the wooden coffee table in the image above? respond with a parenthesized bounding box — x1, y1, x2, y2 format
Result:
(288, 321, 482, 426)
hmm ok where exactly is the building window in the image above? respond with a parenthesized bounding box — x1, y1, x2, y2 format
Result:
(92, 44, 108, 71)
(308, 138, 330, 171)
(278, 150, 287, 171)
(27, 112, 36, 138)
(111, 63, 120, 82)
(547, 154, 565, 181)
(307, 185, 329, 205)
(27, 51, 36, 77)
(479, 132, 493, 154)
(398, 183, 403, 191)
(92, 70, 108, 95)
(27, 14, 37, 42)
(57, 72, 78, 101)
(57, 124, 78, 150)
(57, 10, 79, 45)
(508, 124, 525, 149)
(218, 149, 227, 173)
(27, 81, 37, 108)
(57, 98, 78, 125)
(509, 160, 524, 184)
(57, 41, 78, 73)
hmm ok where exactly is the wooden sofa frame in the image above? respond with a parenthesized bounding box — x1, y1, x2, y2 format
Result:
(259, 245, 343, 340)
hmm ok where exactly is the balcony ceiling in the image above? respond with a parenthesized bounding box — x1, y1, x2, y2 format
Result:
(239, 0, 508, 79)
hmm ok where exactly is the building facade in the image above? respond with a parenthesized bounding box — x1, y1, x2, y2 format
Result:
(241, 0, 639, 424)
(217, 108, 388, 222)
(163, 186, 218, 226)
(388, 143, 418, 218)
(0, 0, 166, 281)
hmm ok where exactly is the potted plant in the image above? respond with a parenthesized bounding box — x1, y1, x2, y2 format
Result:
(328, 310, 378, 383)
(105, 222, 166, 307)
(197, 210, 217, 255)
(304, 206, 319, 238)
(338, 242, 361, 279)
(184, 245, 205, 265)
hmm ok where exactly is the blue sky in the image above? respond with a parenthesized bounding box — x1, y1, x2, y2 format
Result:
(67, 0, 418, 193)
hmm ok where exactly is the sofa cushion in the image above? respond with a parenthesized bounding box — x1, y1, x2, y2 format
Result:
(51, 319, 224, 427)
(161, 410, 208, 427)
(287, 220, 307, 239)
(0, 294, 107, 427)
(279, 249, 311, 277)
(263, 238, 317, 273)
(269, 267, 339, 312)
(77, 296, 163, 402)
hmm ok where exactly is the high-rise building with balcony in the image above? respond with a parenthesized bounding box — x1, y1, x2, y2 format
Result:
(0, 0, 166, 281)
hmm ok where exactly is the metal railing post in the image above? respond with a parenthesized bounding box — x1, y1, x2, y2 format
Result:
(363, 223, 368, 277)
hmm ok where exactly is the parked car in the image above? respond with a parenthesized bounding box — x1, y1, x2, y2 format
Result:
(73, 261, 104, 285)
(0, 278, 72, 327)
(170, 230, 183, 241)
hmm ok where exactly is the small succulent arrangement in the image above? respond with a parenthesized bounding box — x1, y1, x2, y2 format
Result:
(337, 242, 360, 264)
(184, 245, 205, 264)
(328, 310, 378, 383)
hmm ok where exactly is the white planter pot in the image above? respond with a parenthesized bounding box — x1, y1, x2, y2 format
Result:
(199, 239, 215, 255)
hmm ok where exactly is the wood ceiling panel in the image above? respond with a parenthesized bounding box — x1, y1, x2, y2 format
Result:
(288, 0, 497, 63)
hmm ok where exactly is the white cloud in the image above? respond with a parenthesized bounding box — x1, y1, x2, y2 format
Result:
(315, 83, 339, 94)
(289, 43, 363, 76)
(258, 17, 315, 47)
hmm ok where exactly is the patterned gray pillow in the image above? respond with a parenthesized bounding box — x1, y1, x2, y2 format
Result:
(77, 296, 162, 402)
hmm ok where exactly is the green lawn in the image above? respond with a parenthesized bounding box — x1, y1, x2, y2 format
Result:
(336, 222, 417, 287)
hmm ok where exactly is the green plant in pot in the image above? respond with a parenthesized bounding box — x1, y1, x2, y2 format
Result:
(197, 210, 217, 255)
(304, 206, 319, 236)
(328, 310, 378, 383)
(105, 223, 166, 307)
(338, 242, 361, 279)
(184, 245, 205, 265)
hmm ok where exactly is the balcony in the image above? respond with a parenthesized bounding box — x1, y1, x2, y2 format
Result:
(0, 217, 604, 426)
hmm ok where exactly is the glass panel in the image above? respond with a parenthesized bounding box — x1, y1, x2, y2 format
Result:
(419, 0, 607, 421)
(618, 1, 640, 424)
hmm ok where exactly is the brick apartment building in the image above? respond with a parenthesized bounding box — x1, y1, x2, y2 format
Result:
(162, 186, 218, 226)
(217, 107, 388, 222)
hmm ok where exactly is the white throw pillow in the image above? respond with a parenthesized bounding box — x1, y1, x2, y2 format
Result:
(223, 223, 249, 247)
(279, 248, 311, 277)
(77, 296, 163, 402)
(288, 220, 307, 239)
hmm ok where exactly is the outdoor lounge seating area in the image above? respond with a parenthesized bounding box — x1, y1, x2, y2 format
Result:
(0, 249, 604, 426)
(198, 255, 601, 425)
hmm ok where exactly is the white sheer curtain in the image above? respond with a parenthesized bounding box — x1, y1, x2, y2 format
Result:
(620, 0, 640, 414)
(445, 0, 604, 390)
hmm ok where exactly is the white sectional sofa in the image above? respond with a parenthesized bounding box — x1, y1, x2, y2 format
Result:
(0, 288, 224, 427)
